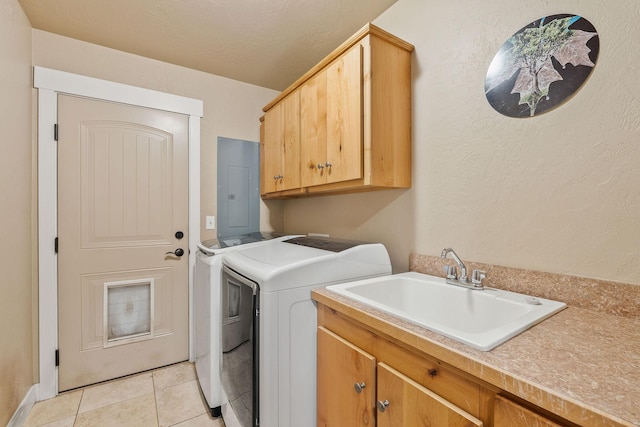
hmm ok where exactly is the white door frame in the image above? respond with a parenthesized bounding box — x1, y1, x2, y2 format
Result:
(34, 66, 203, 400)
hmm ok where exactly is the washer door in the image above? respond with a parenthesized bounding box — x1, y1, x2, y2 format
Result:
(221, 266, 259, 427)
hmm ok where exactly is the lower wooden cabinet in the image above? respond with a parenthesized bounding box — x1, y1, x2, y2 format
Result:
(317, 326, 376, 426)
(315, 300, 583, 427)
(318, 326, 483, 426)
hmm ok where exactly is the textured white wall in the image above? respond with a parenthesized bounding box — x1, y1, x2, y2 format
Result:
(284, 0, 640, 284)
(0, 0, 33, 424)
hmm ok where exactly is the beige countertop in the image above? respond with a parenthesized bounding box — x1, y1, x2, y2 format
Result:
(313, 287, 640, 427)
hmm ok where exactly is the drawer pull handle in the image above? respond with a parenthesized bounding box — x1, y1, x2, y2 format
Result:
(377, 399, 390, 412)
(354, 382, 366, 393)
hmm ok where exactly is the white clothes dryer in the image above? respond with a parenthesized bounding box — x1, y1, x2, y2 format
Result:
(219, 236, 392, 427)
(194, 232, 298, 417)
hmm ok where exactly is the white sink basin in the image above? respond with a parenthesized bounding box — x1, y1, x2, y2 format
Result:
(327, 272, 567, 351)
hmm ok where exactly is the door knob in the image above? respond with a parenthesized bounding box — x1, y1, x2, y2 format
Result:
(166, 248, 185, 257)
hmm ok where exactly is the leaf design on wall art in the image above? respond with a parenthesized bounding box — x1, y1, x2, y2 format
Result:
(485, 14, 599, 118)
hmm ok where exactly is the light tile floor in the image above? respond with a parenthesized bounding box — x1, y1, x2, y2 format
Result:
(23, 362, 226, 427)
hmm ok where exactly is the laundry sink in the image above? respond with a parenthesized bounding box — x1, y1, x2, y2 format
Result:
(326, 272, 567, 351)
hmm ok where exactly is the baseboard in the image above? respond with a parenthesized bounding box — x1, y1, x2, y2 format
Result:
(7, 384, 38, 427)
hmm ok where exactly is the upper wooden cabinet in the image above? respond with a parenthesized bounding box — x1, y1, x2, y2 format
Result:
(261, 23, 414, 198)
(262, 91, 301, 193)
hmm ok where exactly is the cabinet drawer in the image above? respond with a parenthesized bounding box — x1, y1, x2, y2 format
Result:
(494, 395, 569, 427)
(377, 362, 483, 427)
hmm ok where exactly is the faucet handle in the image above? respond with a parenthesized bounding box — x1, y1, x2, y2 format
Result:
(444, 265, 458, 279)
(471, 269, 486, 286)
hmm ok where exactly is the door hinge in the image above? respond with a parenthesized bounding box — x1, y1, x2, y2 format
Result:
(55, 349, 59, 367)
(54, 237, 58, 254)
(54, 124, 58, 141)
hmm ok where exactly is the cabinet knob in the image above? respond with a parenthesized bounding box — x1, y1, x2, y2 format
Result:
(354, 382, 366, 393)
(317, 164, 324, 169)
(273, 174, 283, 180)
(377, 400, 390, 412)
(325, 162, 332, 168)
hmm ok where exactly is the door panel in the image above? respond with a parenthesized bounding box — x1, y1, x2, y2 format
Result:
(57, 95, 189, 391)
(82, 123, 172, 248)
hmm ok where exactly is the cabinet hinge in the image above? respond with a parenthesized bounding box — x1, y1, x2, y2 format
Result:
(54, 237, 58, 254)
(55, 349, 59, 367)
(54, 124, 58, 141)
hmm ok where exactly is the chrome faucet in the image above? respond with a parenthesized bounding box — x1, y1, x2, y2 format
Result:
(441, 248, 468, 282)
(440, 248, 485, 290)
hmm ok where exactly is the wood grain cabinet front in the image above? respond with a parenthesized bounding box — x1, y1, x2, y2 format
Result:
(262, 90, 301, 193)
(317, 326, 483, 427)
(494, 395, 570, 427)
(261, 23, 413, 198)
(317, 326, 376, 426)
(300, 44, 363, 189)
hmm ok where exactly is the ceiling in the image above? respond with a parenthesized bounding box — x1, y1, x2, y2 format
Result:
(19, 0, 398, 91)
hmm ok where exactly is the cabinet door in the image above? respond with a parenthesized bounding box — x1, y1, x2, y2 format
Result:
(263, 102, 283, 194)
(377, 363, 483, 427)
(281, 90, 301, 190)
(300, 70, 328, 187)
(494, 395, 565, 427)
(326, 43, 363, 184)
(262, 92, 300, 193)
(317, 327, 376, 426)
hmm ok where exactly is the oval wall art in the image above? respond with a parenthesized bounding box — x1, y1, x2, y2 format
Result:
(485, 14, 599, 118)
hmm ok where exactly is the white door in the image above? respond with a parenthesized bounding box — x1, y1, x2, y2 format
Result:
(57, 94, 190, 391)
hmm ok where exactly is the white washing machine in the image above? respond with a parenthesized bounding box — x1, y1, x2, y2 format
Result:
(219, 236, 392, 427)
(194, 232, 298, 417)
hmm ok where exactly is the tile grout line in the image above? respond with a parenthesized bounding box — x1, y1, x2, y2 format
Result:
(152, 370, 161, 427)
(72, 389, 83, 426)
